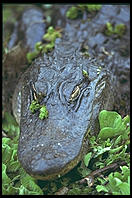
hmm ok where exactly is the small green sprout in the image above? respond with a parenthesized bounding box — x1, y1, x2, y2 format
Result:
(43, 26, 61, 43)
(104, 22, 126, 37)
(86, 4, 102, 12)
(35, 41, 43, 51)
(47, 26, 54, 34)
(114, 24, 126, 37)
(29, 100, 40, 113)
(27, 26, 62, 63)
(39, 106, 48, 120)
(66, 4, 102, 20)
(82, 69, 89, 78)
(66, 6, 79, 19)
(105, 22, 114, 36)
(42, 42, 55, 53)
(26, 50, 39, 64)
(30, 100, 48, 120)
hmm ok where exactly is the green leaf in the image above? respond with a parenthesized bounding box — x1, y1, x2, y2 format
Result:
(109, 145, 123, 154)
(93, 146, 111, 158)
(7, 161, 21, 173)
(66, 6, 79, 19)
(11, 143, 18, 151)
(128, 176, 130, 185)
(98, 127, 116, 140)
(2, 137, 11, 144)
(114, 172, 122, 181)
(2, 143, 12, 164)
(118, 182, 130, 195)
(2, 163, 19, 194)
(84, 152, 92, 167)
(19, 185, 43, 195)
(95, 161, 105, 169)
(96, 185, 109, 193)
(120, 166, 130, 181)
(2, 163, 11, 184)
(2, 185, 18, 195)
(114, 135, 122, 145)
(104, 165, 130, 195)
(108, 173, 117, 190)
(114, 177, 122, 186)
(122, 115, 130, 126)
(19, 185, 30, 195)
(21, 175, 43, 195)
(98, 110, 126, 140)
(97, 177, 107, 185)
(99, 110, 121, 129)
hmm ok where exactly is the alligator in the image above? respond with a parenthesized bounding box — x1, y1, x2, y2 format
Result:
(10, 5, 129, 180)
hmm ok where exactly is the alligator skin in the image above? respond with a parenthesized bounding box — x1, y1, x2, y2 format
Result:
(11, 5, 129, 180)
(16, 31, 115, 181)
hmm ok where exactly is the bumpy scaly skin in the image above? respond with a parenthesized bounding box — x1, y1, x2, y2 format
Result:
(13, 36, 115, 180)
(12, 6, 129, 180)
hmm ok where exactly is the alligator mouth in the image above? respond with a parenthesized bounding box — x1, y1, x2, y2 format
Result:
(29, 154, 82, 180)
(18, 143, 83, 180)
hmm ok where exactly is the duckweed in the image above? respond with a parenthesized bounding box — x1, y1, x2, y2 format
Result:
(114, 24, 126, 37)
(29, 100, 40, 113)
(66, 4, 102, 19)
(29, 100, 48, 120)
(105, 22, 114, 36)
(27, 26, 62, 63)
(26, 50, 39, 64)
(104, 22, 126, 37)
(66, 6, 79, 19)
(43, 26, 61, 42)
(39, 106, 49, 120)
(85, 4, 102, 12)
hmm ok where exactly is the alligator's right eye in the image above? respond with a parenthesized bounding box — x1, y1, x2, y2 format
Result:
(30, 81, 50, 103)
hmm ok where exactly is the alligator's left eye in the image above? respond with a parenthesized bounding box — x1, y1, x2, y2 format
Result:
(69, 85, 81, 103)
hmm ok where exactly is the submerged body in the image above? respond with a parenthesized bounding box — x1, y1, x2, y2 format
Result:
(12, 5, 129, 180)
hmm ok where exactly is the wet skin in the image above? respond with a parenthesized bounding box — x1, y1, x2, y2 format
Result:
(12, 6, 130, 180)
(13, 37, 115, 180)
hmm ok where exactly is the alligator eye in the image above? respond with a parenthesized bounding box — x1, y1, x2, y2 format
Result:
(69, 85, 80, 103)
(30, 82, 48, 102)
(30, 83, 38, 100)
